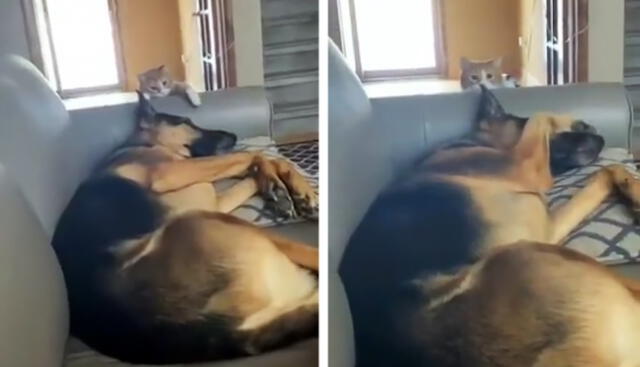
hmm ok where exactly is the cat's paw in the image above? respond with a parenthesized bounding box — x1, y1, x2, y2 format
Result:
(187, 90, 202, 107)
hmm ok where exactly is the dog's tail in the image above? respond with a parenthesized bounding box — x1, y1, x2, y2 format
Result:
(239, 301, 318, 355)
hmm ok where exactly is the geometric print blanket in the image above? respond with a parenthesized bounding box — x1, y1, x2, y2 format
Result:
(548, 148, 640, 265)
(213, 136, 318, 227)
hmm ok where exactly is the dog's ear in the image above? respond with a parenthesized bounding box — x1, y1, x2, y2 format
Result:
(476, 85, 506, 122)
(136, 90, 157, 128)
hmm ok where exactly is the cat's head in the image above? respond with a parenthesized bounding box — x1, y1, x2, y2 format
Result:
(460, 57, 505, 90)
(138, 65, 173, 98)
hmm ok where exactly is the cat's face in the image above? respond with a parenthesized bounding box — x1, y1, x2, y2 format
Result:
(460, 57, 505, 90)
(138, 65, 173, 97)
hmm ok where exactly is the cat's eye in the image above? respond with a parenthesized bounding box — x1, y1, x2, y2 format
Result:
(486, 73, 494, 79)
(162, 81, 168, 86)
(470, 75, 480, 82)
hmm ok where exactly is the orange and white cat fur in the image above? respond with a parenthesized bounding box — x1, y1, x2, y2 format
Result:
(138, 65, 201, 107)
(460, 57, 520, 90)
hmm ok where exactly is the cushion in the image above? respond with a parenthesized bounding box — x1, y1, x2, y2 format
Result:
(218, 137, 318, 227)
(64, 338, 317, 367)
(548, 148, 640, 265)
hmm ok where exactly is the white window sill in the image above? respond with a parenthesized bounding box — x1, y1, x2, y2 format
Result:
(364, 78, 461, 98)
(63, 92, 138, 111)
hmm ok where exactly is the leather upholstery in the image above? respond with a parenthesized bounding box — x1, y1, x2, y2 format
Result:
(328, 41, 368, 367)
(0, 165, 68, 367)
(367, 83, 632, 178)
(328, 41, 633, 367)
(0, 54, 274, 237)
(0, 54, 316, 367)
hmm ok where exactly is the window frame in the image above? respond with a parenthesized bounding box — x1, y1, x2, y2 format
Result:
(346, 0, 447, 82)
(545, 0, 589, 85)
(34, 0, 127, 98)
(196, 0, 237, 91)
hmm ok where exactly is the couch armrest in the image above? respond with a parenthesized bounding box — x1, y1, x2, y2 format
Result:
(0, 165, 68, 367)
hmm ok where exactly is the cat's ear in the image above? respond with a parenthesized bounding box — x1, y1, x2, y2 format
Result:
(136, 90, 157, 128)
(460, 57, 471, 70)
(157, 65, 167, 71)
(477, 85, 506, 122)
(492, 57, 503, 68)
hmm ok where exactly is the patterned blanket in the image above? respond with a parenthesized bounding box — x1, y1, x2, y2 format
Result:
(548, 148, 640, 265)
(214, 137, 318, 227)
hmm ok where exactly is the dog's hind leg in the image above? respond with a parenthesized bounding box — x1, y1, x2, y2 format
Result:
(262, 231, 318, 271)
(550, 164, 640, 244)
(239, 290, 318, 355)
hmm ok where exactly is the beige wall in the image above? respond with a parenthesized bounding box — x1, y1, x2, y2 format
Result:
(442, 0, 521, 79)
(231, 0, 264, 87)
(177, 0, 205, 91)
(588, 0, 624, 82)
(115, 0, 185, 91)
(519, 0, 546, 86)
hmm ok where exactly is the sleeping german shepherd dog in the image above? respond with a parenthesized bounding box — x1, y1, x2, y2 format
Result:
(340, 86, 640, 367)
(52, 93, 318, 364)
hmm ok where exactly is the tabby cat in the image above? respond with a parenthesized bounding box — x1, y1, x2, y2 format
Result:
(460, 57, 520, 90)
(138, 65, 201, 107)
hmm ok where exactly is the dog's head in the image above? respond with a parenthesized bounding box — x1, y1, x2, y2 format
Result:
(475, 86, 604, 175)
(135, 91, 237, 157)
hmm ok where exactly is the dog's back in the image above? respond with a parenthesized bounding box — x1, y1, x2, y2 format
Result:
(341, 165, 640, 366)
(416, 243, 640, 367)
(52, 174, 242, 363)
(340, 164, 492, 366)
(53, 153, 318, 363)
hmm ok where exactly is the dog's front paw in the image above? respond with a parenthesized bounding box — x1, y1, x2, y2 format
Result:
(252, 164, 296, 219)
(263, 180, 296, 219)
(293, 190, 318, 220)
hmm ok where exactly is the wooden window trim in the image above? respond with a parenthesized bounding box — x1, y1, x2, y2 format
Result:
(346, 0, 446, 82)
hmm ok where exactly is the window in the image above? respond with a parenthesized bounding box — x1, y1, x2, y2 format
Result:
(196, 0, 235, 91)
(40, 0, 124, 96)
(343, 0, 444, 81)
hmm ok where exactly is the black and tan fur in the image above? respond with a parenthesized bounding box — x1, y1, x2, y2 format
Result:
(340, 86, 640, 367)
(52, 93, 319, 364)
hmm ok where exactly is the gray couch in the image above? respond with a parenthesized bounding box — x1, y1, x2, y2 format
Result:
(0, 55, 317, 366)
(328, 42, 639, 366)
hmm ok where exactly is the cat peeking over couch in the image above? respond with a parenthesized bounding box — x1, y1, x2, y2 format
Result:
(138, 65, 201, 107)
(460, 57, 520, 90)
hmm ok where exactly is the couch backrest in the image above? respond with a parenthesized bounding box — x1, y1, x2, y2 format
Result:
(368, 83, 632, 177)
(0, 55, 272, 237)
(0, 164, 68, 367)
